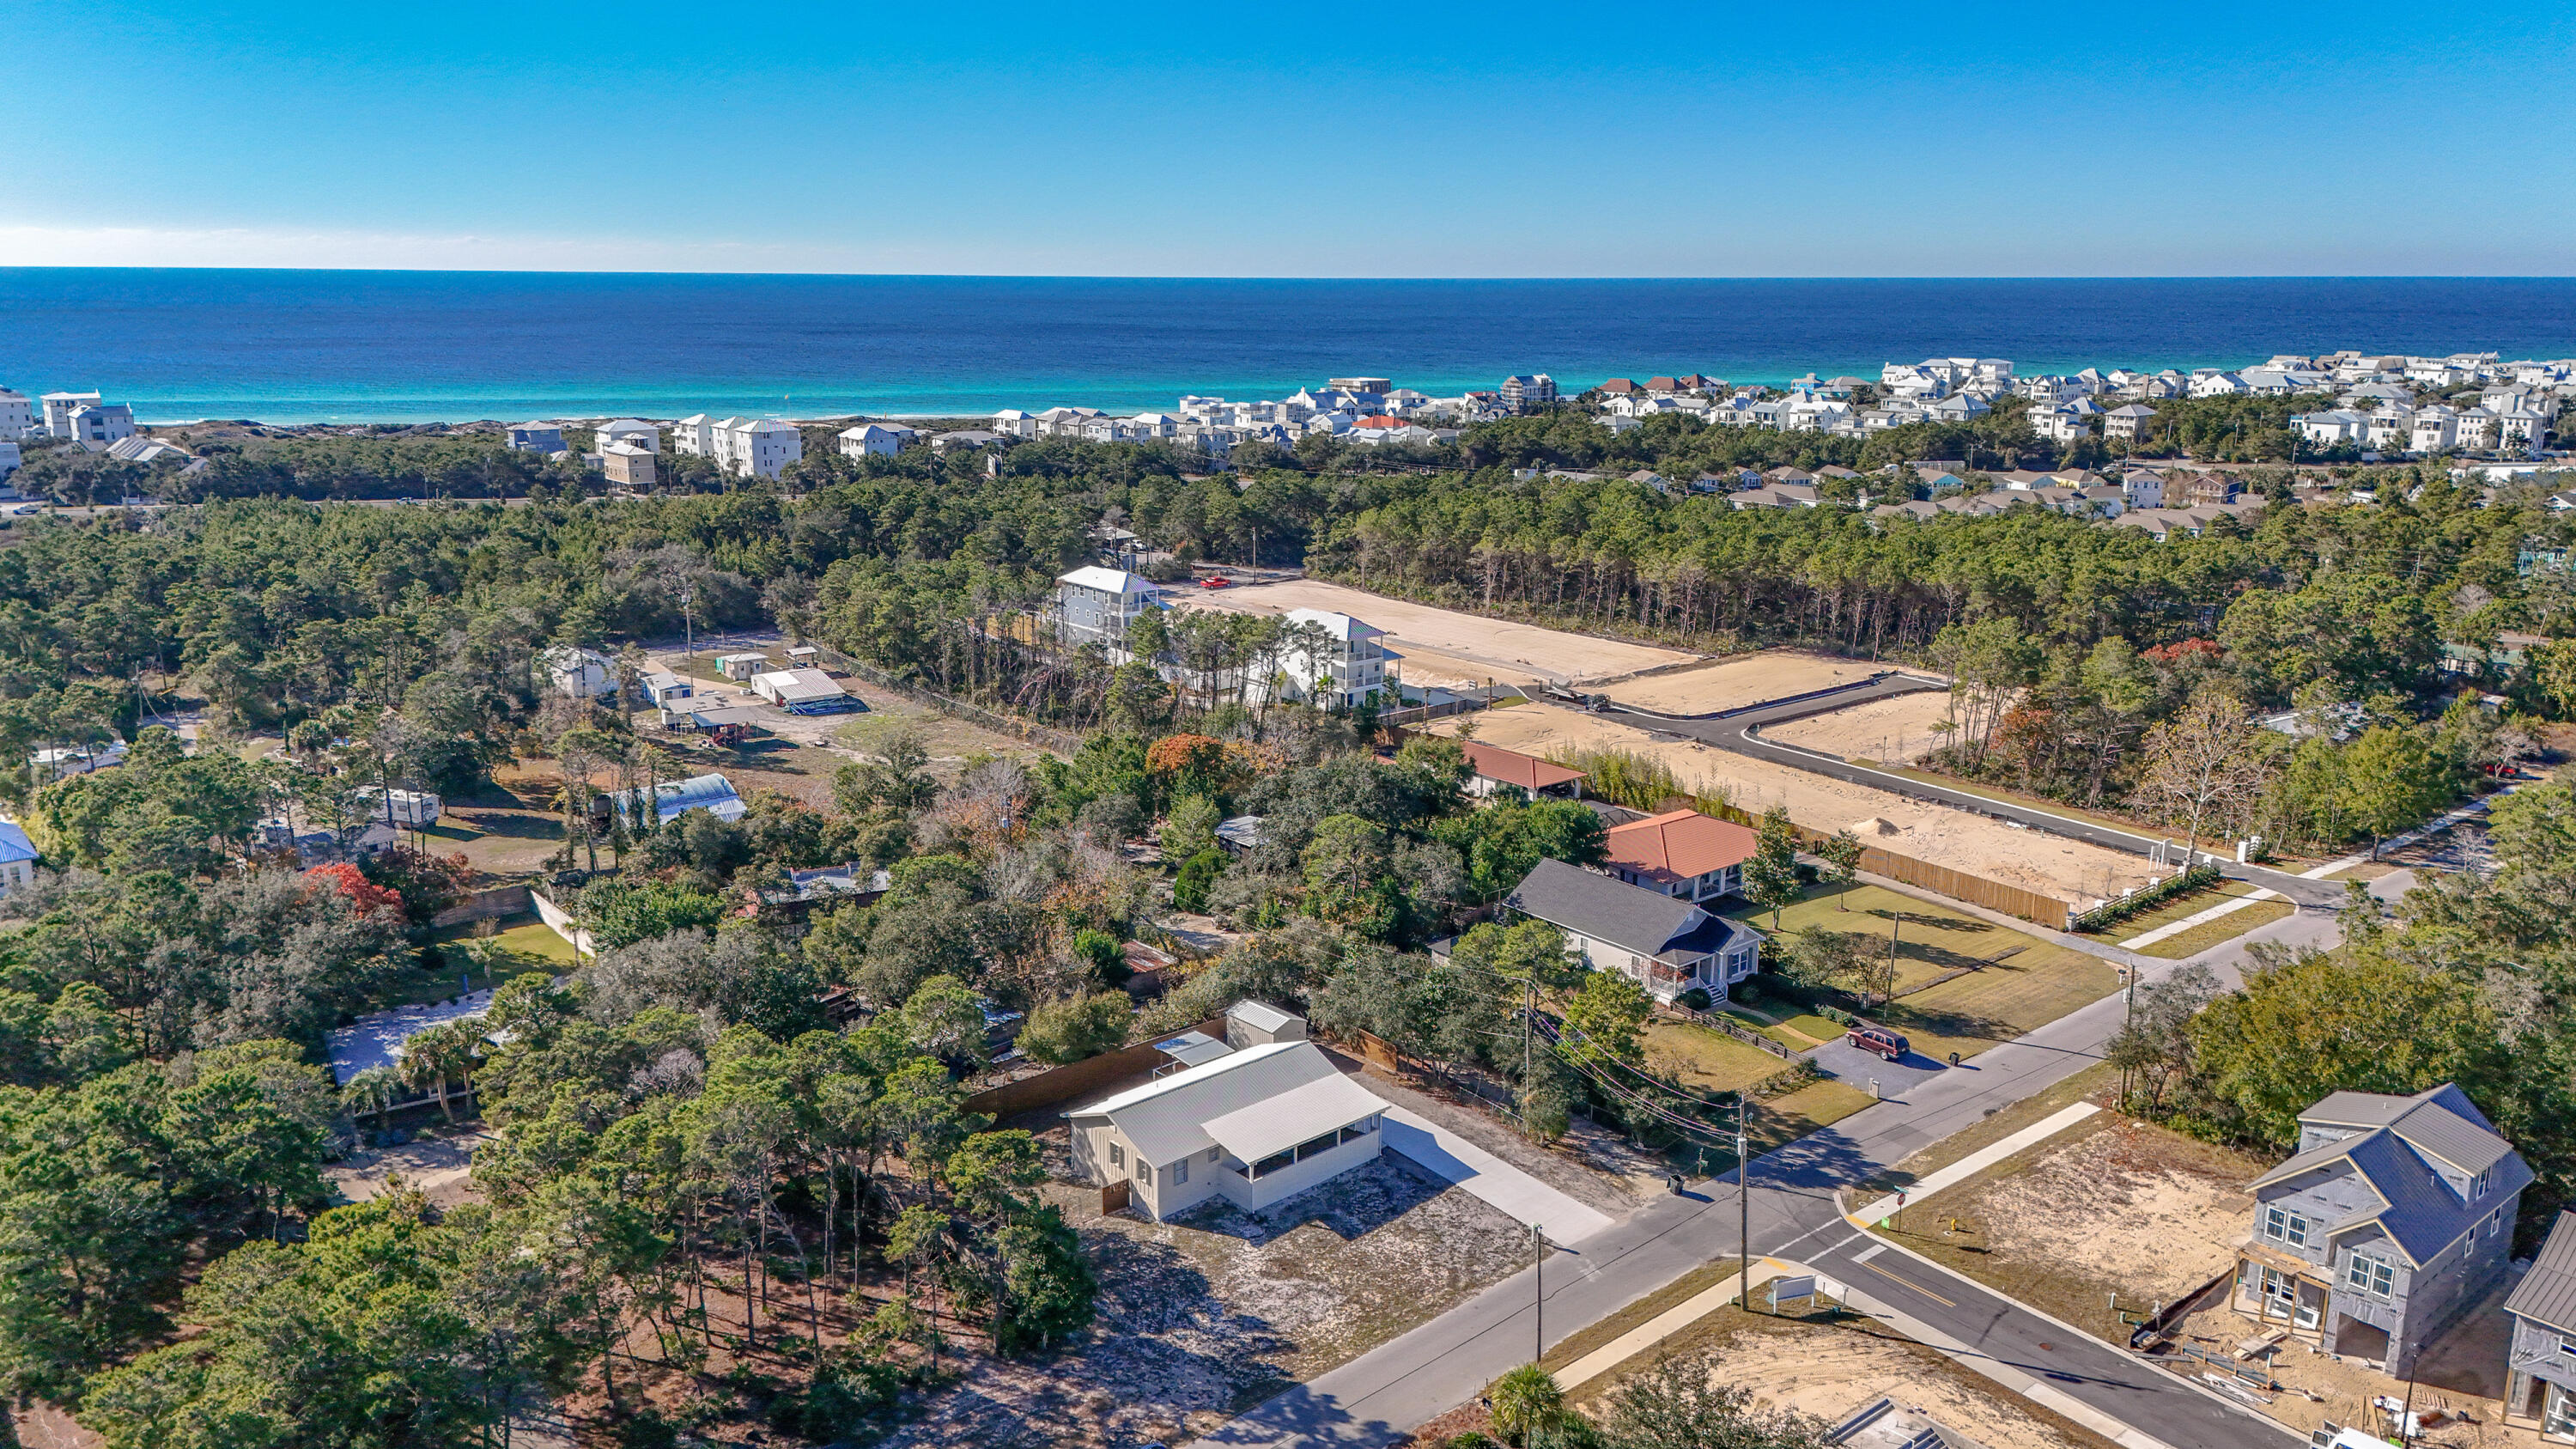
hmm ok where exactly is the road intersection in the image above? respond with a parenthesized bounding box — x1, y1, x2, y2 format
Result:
(1190, 866, 2407, 1449)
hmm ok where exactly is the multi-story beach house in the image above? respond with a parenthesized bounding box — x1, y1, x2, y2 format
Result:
(2230, 1084, 2527, 1376)
(712, 417, 802, 478)
(1054, 566, 1160, 655)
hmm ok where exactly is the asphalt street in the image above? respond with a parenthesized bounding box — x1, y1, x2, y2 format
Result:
(1602, 675, 2347, 908)
(1189, 876, 2401, 1449)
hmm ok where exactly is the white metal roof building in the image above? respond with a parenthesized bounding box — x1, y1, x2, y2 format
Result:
(751, 667, 848, 707)
(1067, 1038, 1386, 1222)
(605, 771, 746, 827)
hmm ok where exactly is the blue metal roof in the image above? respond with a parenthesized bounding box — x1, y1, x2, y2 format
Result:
(0, 821, 37, 865)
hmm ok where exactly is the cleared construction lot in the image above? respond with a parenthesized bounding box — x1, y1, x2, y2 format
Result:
(1765, 688, 1959, 764)
(1171, 578, 1694, 690)
(1600, 649, 1884, 715)
(1429, 702, 2160, 903)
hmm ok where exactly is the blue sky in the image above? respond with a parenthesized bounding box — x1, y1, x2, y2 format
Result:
(6, 1, 2572, 276)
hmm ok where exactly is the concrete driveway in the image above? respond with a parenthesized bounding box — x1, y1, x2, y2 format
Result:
(1375, 1104, 1617, 1245)
(1805, 1038, 1950, 1099)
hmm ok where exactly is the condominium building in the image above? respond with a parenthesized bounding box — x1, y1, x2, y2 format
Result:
(837, 423, 917, 459)
(596, 419, 659, 453)
(507, 421, 567, 454)
(712, 417, 803, 478)
(600, 441, 656, 488)
(0, 388, 34, 439)
(671, 414, 718, 457)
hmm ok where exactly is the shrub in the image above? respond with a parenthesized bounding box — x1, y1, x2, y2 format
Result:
(580, 876, 725, 951)
(1018, 992, 1134, 1064)
(1072, 928, 1129, 987)
(1676, 987, 1712, 1012)
(1173, 847, 1224, 913)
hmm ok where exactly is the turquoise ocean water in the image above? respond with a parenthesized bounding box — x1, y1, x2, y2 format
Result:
(3, 271, 2571, 423)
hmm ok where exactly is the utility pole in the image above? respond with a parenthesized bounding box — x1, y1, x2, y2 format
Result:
(1738, 1097, 1753, 1313)
(1531, 1222, 1545, 1361)
(1521, 976, 1535, 1137)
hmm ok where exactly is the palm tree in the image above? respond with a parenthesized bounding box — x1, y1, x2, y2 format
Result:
(400, 1021, 481, 1123)
(1489, 1364, 1565, 1446)
(342, 1065, 399, 1135)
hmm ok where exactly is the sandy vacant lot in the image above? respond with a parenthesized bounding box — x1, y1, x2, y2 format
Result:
(896, 1153, 1529, 1449)
(1689, 1322, 2096, 1449)
(1601, 650, 1885, 715)
(1765, 690, 1959, 764)
(1931, 1118, 2254, 1308)
(1430, 704, 2156, 901)
(1174, 578, 1694, 690)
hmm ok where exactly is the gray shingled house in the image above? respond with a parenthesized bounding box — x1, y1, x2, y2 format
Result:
(2231, 1084, 2528, 1375)
(1503, 858, 1765, 1003)
(2504, 1211, 2576, 1438)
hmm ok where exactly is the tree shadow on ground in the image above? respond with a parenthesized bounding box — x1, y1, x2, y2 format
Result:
(1878, 1001, 2022, 1044)
(448, 810, 562, 839)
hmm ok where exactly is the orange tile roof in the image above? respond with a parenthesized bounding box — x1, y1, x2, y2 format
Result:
(1458, 740, 1586, 791)
(1603, 808, 1758, 885)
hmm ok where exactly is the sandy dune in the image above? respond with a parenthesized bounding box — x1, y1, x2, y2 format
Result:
(1172, 578, 1694, 689)
(1428, 703, 2156, 902)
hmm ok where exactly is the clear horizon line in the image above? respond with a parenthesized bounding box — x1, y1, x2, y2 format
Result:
(8, 264, 2576, 283)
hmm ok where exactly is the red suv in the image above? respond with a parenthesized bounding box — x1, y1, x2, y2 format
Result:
(1847, 1026, 1909, 1062)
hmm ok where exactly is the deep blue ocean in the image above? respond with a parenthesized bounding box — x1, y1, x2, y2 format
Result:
(3, 270, 2573, 423)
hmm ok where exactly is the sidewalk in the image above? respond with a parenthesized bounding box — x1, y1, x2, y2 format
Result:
(2117, 795, 2494, 949)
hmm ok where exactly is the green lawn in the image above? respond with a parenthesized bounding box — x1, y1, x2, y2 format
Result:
(2131, 898, 2293, 959)
(1728, 883, 2118, 1064)
(2084, 879, 2257, 941)
(1776, 1013, 1844, 1045)
(1873, 950, 2121, 1063)
(1716, 1007, 1809, 1050)
(372, 916, 578, 1010)
(1729, 883, 2084, 995)
(1643, 1022, 1794, 1094)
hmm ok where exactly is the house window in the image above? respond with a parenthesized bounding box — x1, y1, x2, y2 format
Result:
(2264, 1207, 2310, 1247)
(2474, 1166, 2494, 1199)
(1108, 1142, 1124, 1169)
(1340, 1117, 1377, 1145)
(2346, 1253, 2394, 1297)
(1295, 1131, 1340, 1162)
(1250, 1149, 1294, 1179)
(2548, 1381, 2576, 1438)
(1175, 1157, 1188, 1184)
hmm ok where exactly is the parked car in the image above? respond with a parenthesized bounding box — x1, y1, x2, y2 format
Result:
(1198, 575, 1231, 588)
(1846, 1025, 1909, 1061)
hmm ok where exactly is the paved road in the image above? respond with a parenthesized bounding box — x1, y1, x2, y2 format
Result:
(1601, 675, 2346, 908)
(1191, 880, 2404, 1449)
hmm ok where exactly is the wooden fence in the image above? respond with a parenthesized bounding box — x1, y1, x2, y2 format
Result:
(1667, 1006, 1795, 1060)
(959, 1017, 1226, 1121)
(1854, 846, 2075, 933)
(1688, 790, 2076, 932)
